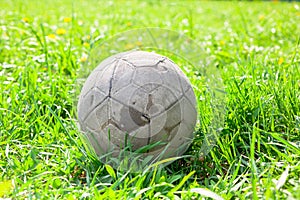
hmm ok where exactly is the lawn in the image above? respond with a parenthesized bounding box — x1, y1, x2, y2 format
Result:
(1, 0, 300, 199)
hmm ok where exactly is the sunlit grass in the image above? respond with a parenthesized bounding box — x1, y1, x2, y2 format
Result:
(0, 0, 300, 199)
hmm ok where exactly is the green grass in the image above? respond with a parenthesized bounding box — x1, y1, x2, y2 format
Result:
(1, 0, 300, 199)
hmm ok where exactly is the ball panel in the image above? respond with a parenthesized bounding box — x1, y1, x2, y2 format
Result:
(84, 109, 102, 131)
(137, 83, 160, 94)
(94, 60, 118, 95)
(85, 129, 111, 155)
(148, 121, 180, 152)
(111, 60, 135, 94)
(142, 123, 192, 159)
(149, 86, 179, 114)
(184, 87, 197, 110)
(127, 124, 150, 150)
(122, 51, 166, 67)
(112, 83, 137, 104)
(149, 100, 181, 139)
(181, 96, 197, 128)
(94, 98, 111, 129)
(110, 99, 140, 133)
(149, 111, 167, 137)
(158, 63, 183, 97)
(93, 55, 117, 72)
(78, 89, 107, 123)
(133, 68, 163, 90)
(101, 123, 151, 152)
(168, 61, 193, 93)
(168, 122, 194, 155)
(146, 100, 182, 152)
(128, 87, 149, 114)
(79, 70, 101, 97)
(164, 101, 182, 128)
(101, 123, 124, 149)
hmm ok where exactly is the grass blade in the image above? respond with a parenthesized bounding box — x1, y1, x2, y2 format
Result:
(276, 166, 289, 190)
(190, 188, 224, 200)
(168, 171, 195, 196)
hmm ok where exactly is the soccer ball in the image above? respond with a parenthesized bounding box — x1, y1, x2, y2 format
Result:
(77, 50, 197, 166)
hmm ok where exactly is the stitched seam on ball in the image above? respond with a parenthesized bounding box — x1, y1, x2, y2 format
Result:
(110, 93, 184, 119)
(108, 59, 120, 97)
(82, 95, 109, 122)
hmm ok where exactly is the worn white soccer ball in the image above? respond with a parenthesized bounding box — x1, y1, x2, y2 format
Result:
(77, 50, 197, 166)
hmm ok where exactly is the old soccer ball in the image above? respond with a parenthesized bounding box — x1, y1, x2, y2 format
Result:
(77, 50, 197, 165)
